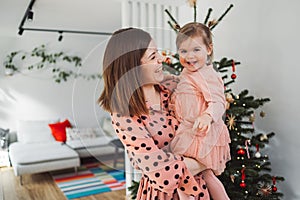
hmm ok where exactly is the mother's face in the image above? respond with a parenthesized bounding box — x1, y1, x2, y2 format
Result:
(140, 39, 164, 85)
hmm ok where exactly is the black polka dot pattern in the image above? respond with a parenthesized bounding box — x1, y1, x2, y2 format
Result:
(109, 84, 208, 199)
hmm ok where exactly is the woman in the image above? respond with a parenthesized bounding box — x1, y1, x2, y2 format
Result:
(98, 28, 209, 200)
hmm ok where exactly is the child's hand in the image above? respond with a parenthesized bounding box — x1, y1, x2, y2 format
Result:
(192, 113, 213, 132)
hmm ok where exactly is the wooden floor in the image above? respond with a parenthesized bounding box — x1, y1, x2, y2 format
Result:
(0, 167, 127, 200)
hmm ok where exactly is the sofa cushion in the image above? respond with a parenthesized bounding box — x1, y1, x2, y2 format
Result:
(49, 119, 72, 142)
(66, 136, 111, 149)
(9, 142, 78, 165)
(17, 119, 59, 143)
(66, 128, 96, 141)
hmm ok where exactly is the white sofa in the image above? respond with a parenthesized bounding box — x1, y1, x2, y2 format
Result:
(8, 118, 123, 185)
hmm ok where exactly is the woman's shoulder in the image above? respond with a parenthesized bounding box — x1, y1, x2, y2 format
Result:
(159, 74, 180, 93)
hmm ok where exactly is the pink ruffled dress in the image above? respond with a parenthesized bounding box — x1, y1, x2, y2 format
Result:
(170, 65, 231, 175)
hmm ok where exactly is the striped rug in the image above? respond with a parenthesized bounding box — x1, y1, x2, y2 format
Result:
(51, 161, 125, 199)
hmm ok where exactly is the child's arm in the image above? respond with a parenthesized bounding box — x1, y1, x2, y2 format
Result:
(192, 113, 213, 132)
(197, 68, 226, 123)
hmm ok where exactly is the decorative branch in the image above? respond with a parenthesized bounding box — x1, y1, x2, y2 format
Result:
(210, 4, 234, 30)
(3, 44, 102, 83)
(204, 8, 213, 25)
(193, 4, 197, 22)
(165, 9, 180, 32)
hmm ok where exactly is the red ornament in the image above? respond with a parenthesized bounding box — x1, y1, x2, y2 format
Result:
(240, 167, 246, 188)
(231, 60, 237, 79)
(272, 176, 277, 192)
(240, 181, 246, 188)
(237, 148, 246, 155)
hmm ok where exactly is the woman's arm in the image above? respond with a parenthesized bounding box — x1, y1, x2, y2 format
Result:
(111, 113, 201, 196)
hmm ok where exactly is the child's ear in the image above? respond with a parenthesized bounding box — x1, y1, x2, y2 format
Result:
(207, 43, 213, 55)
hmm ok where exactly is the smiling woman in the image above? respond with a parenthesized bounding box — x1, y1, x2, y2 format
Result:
(98, 27, 210, 200)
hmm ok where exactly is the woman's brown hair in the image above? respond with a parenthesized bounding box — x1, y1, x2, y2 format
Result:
(176, 22, 214, 64)
(98, 28, 152, 116)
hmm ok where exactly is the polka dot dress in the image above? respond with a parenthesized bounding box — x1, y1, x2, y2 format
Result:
(111, 80, 209, 200)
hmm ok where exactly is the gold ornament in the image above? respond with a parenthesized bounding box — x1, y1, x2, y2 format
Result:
(260, 134, 268, 141)
(230, 174, 235, 183)
(249, 114, 255, 123)
(226, 102, 230, 110)
(260, 111, 266, 118)
(257, 182, 272, 196)
(225, 93, 234, 103)
(226, 114, 236, 130)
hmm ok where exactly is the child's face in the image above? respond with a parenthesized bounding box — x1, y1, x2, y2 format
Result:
(178, 36, 212, 71)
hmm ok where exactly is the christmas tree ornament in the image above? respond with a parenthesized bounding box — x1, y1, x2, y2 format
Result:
(225, 93, 234, 110)
(237, 148, 246, 156)
(239, 167, 246, 188)
(260, 111, 266, 117)
(226, 114, 236, 130)
(257, 181, 272, 196)
(164, 57, 172, 65)
(272, 177, 278, 192)
(226, 93, 234, 103)
(245, 140, 251, 159)
(231, 60, 237, 79)
(255, 144, 261, 158)
(249, 113, 255, 123)
(225, 102, 230, 110)
(230, 174, 235, 183)
(260, 134, 268, 141)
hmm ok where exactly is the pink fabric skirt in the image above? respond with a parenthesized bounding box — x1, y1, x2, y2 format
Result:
(171, 126, 231, 175)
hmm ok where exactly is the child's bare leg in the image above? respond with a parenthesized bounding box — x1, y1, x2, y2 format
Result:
(202, 169, 230, 200)
(177, 190, 195, 200)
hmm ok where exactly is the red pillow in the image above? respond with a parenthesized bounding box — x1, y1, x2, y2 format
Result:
(48, 119, 71, 142)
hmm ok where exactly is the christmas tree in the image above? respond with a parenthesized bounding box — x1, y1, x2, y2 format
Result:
(163, 2, 285, 199)
(129, 1, 285, 199)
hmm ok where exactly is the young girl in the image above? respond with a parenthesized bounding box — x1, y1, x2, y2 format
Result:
(170, 22, 231, 200)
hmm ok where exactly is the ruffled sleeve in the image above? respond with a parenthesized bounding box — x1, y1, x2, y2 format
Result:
(197, 66, 226, 122)
(111, 113, 202, 196)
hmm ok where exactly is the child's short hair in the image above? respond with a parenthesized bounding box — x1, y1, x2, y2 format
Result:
(176, 22, 214, 64)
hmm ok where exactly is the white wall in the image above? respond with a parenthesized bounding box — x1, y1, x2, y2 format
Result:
(0, 0, 299, 199)
(0, 1, 121, 130)
(179, 0, 299, 199)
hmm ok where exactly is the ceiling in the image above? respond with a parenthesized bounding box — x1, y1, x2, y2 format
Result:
(0, 0, 122, 37)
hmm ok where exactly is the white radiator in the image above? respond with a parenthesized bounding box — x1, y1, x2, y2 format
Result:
(122, 0, 181, 52)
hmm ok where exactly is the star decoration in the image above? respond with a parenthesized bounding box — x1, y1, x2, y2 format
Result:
(257, 182, 272, 196)
(226, 114, 236, 130)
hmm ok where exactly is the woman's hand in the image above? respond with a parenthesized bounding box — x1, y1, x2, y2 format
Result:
(183, 157, 207, 176)
(192, 113, 213, 132)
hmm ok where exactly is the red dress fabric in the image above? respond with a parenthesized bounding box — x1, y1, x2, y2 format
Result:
(111, 80, 209, 200)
